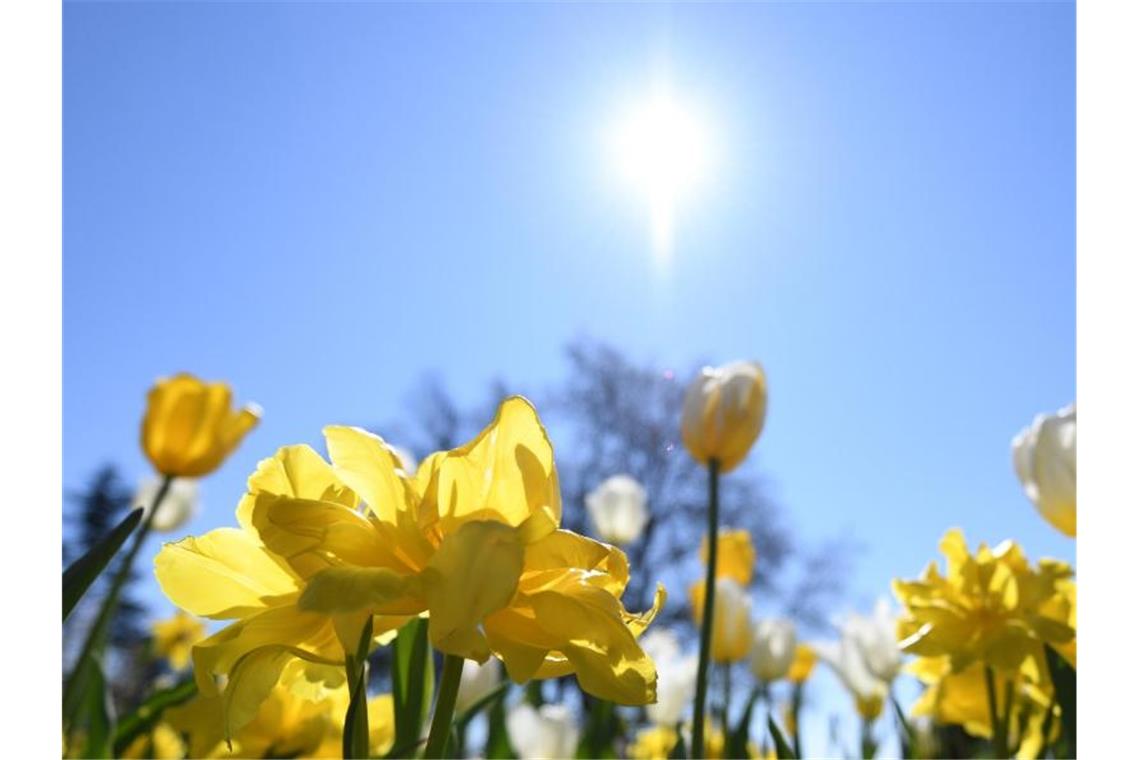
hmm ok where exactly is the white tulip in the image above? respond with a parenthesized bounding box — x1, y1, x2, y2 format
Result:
(585, 474, 649, 546)
(507, 703, 580, 760)
(708, 577, 754, 663)
(454, 658, 501, 715)
(816, 610, 893, 721)
(750, 618, 797, 682)
(844, 599, 902, 683)
(1012, 404, 1076, 537)
(641, 629, 698, 726)
(135, 477, 199, 533)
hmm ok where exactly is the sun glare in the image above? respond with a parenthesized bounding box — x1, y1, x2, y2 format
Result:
(610, 86, 714, 263)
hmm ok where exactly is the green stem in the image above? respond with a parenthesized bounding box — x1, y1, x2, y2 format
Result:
(424, 653, 465, 759)
(64, 475, 172, 720)
(691, 459, 721, 759)
(721, 663, 731, 729)
(984, 666, 1007, 758)
(343, 632, 371, 760)
(792, 682, 804, 758)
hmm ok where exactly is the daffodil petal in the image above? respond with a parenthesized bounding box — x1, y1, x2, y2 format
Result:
(155, 528, 299, 619)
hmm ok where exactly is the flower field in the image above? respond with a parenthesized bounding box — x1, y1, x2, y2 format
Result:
(61, 369, 1076, 759)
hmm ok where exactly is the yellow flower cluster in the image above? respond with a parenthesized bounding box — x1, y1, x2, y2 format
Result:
(155, 396, 664, 738)
(894, 529, 1076, 756)
(893, 528, 1074, 673)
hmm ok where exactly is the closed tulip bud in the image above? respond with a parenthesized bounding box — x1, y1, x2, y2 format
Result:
(454, 658, 501, 715)
(700, 529, 756, 585)
(681, 361, 768, 473)
(141, 373, 261, 477)
(1012, 404, 1076, 537)
(507, 703, 580, 760)
(750, 618, 797, 682)
(787, 643, 817, 684)
(691, 577, 753, 663)
(817, 625, 890, 722)
(585, 474, 649, 546)
(135, 477, 200, 533)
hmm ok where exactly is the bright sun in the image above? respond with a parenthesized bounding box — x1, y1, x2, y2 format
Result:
(610, 86, 714, 261)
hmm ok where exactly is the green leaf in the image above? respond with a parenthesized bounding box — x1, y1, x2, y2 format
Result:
(768, 714, 797, 760)
(667, 725, 687, 760)
(343, 617, 374, 759)
(891, 695, 915, 759)
(484, 688, 516, 760)
(457, 682, 509, 729)
(69, 653, 115, 758)
(1045, 645, 1076, 756)
(112, 677, 197, 755)
(63, 507, 143, 622)
(728, 688, 759, 759)
(389, 617, 434, 758)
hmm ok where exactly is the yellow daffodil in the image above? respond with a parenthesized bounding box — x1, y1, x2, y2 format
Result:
(909, 655, 1059, 760)
(165, 674, 395, 759)
(892, 529, 1074, 673)
(142, 373, 261, 477)
(699, 529, 756, 585)
(690, 577, 752, 663)
(681, 361, 768, 473)
(151, 610, 206, 670)
(787, 643, 817, 684)
(157, 396, 664, 735)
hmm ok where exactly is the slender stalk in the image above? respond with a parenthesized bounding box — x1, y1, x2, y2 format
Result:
(984, 666, 1007, 758)
(721, 663, 731, 729)
(424, 653, 465, 759)
(791, 682, 804, 758)
(64, 475, 172, 718)
(343, 637, 371, 760)
(691, 459, 721, 759)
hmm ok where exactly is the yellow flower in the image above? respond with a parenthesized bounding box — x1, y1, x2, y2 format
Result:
(121, 723, 184, 760)
(142, 373, 260, 477)
(681, 361, 768, 473)
(164, 670, 394, 759)
(909, 654, 1059, 759)
(699, 529, 756, 585)
(690, 577, 752, 663)
(892, 529, 1074, 673)
(787, 643, 817, 684)
(157, 397, 664, 733)
(151, 610, 206, 670)
(629, 723, 732, 760)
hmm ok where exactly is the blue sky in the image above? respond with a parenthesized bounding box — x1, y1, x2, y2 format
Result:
(64, 1, 1074, 755)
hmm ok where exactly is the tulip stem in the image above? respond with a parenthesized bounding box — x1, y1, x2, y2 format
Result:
(64, 475, 171, 724)
(984, 666, 1008, 758)
(692, 458, 721, 759)
(424, 653, 465, 759)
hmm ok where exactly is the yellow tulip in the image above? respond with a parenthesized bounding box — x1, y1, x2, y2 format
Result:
(681, 361, 768, 473)
(150, 610, 206, 670)
(157, 397, 664, 734)
(786, 643, 817, 684)
(629, 723, 733, 760)
(892, 529, 1074, 673)
(141, 373, 261, 477)
(699, 529, 756, 585)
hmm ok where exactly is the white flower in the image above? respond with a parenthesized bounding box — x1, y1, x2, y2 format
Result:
(641, 630, 698, 726)
(135, 477, 199, 533)
(750, 618, 797, 682)
(507, 703, 580, 760)
(455, 657, 500, 715)
(709, 578, 753, 663)
(585, 474, 649, 546)
(844, 598, 902, 683)
(1012, 404, 1076, 536)
(816, 607, 895, 721)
